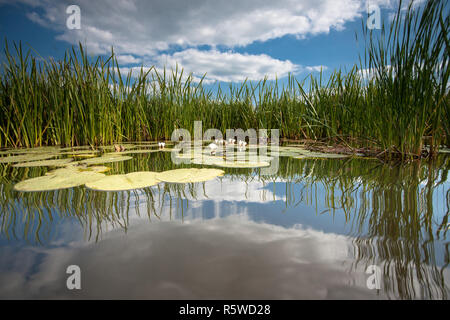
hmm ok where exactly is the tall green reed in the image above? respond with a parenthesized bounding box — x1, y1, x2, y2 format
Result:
(0, 0, 448, 159)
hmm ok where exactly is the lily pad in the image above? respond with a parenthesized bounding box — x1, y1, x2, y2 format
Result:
(274, 146, 301, 152)
(105, 149, 159, 155)
(98, 144, 138, 151)
(191, 155, 226, 166)
(159, 148, 181, 152)
(0, 153, 57, 164)
(294, 152, 349, 159)
(58, 149, 100, 155)
(174, 153, 196, 160)
(5, 146, 63, 154)
(77, 166, 111, 173)
(0, 149, 19, 155)
(12, 158, 74, 168)
(157, 168, 224, 183)
(214, 161, 271, 168)
(70, 153, 98, 158)
(133, 142, 169, 147)
(85, 171, 160, 191)
(58, 146, 93, 151)
(44, 165, 110, 176)
(80, 154, 133, 165)
(14, 167, 106, 192)
(276, 151, 304, 157)
(174, 148, 204, 159)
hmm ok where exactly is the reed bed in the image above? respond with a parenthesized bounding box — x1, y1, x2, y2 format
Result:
(0, 0, 448, 160)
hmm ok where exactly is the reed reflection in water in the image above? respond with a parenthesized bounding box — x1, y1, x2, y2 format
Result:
(0, 152, 448, 299)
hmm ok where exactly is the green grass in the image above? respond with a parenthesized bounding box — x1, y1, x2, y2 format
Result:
(0, 0, 448, 160)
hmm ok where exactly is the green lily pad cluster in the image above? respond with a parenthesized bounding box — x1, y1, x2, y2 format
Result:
(169, 143, 351, 168)
(156, 168, 224, 183)
(13, 166, 107, 192)
(14, 165, 225, 192)
(0, 153, 57, 164)
(8, 142, 355, 193)
(79, 154, 133, 165)
(270, 146, 350, 159)
(85, 171, 160, 191)
(12, 158, 75, 168)
(214, 161, 271, 168)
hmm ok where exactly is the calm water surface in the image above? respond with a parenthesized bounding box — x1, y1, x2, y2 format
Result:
(0, 151, 448, 299)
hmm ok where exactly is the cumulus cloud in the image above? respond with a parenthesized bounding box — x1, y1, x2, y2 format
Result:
(8, 0, 367, 54)
(119, 50, 325, 83)
(2, 0, 415, 82)
(115, 54, 141, 65)
(0, 214, 369, 299)
(305, 65, 328, 73)
(152, 49, 303, 82)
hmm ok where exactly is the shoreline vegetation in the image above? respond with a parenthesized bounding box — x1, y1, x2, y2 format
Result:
(0, 0, 448, 161)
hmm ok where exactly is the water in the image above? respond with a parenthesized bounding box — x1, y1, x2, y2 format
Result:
(0, 151, 448, 299)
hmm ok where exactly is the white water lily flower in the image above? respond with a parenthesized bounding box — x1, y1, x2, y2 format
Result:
(208, 143, 218, 155)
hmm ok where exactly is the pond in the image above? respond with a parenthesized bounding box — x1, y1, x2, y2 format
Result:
(0, 145, 448, 299)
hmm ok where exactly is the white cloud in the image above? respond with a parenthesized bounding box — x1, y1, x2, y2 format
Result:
(357, 65, 392, 80)
(152, 49, 302, 83)
(3, 0, 417, 82)
(305, 65, 328, 73)
(119, 50, 324, 83)
(25, 11, 49, 27)
(115, 54, 141, 65)
(7, 0, 367, 56)
(0, 214, 366, 299)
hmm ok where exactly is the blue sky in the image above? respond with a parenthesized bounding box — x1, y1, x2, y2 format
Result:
(0, 0, 422, 86)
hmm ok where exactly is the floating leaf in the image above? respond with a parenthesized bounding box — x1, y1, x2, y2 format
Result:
(78, 166, 111, 173)
(80, 154, 133, 165)
(285, 144, 308, 148)
(272, 146, 307, 153)
(12, 158, 74, 168)
(191, 155, 226, 165)
(276, 151, 304, 157)
(157, 168, 224, 183)
(58, 146, 93, 152)
(0, 149, 19, 155)
(85, 171, 160, 191)
(0, 153, 56, 164)
(3, 146, 63, 155)
(159, 148, 182, 152)
(175, 153, 196, 159)
(98, 144, 138, 151)
(105, 149, 159, 155)
(214, 161, 271, 168)
(14, 167, 105, 192)
(58, 149, 100, 155)
(43, 165, 110, 176)
(70, 153, 98, 158)
(174, 148, 204, 159)
(294, 152, 349, 159)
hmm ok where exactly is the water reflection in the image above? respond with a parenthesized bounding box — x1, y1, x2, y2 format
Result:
(0, 153, 448, 299)
(0, 216, 378, 299)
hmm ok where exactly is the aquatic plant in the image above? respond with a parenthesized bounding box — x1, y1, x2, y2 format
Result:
(13, 166, 106, 192)
(0, 0, 447, 161)
(85, 171, 160, 191)
(157, 168, 225, 183)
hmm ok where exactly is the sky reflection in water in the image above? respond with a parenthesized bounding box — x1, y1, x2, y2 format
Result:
(0, 153, 448, 299)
